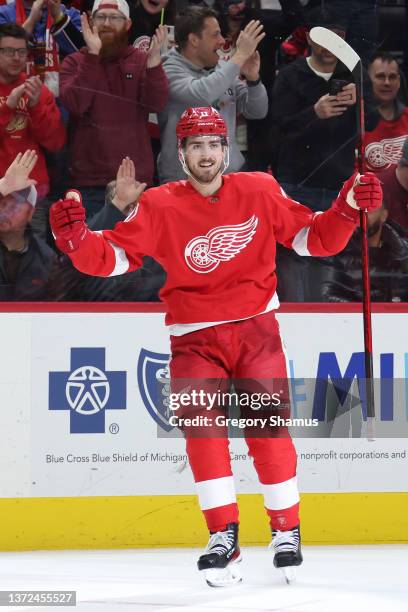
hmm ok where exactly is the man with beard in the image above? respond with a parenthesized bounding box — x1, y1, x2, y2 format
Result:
(59, 0, 169, 218)
(49, 107, 382, 586)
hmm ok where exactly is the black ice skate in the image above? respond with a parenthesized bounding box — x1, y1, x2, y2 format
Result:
(197, 523, 242, 587)
(270, 525, 303, 584)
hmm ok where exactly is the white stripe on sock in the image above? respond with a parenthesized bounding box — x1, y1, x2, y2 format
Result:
(196, 475, 236, 510)
(261, 476, 299, 510)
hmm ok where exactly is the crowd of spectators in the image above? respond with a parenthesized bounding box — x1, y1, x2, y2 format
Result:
(0, 0, 407, 303)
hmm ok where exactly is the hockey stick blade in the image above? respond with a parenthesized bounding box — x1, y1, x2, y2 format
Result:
(309, 27, 360, 72)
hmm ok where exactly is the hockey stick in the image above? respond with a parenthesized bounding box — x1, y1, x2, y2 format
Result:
(309, 27, 375, 439)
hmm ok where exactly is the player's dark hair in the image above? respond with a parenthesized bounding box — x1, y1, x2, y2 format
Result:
(0, 23, 29, 45)
(175, 6, 219, 52)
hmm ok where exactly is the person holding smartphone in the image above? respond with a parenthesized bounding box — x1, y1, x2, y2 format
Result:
(271, 6, 358, 214)
(270, 6, 361, 301)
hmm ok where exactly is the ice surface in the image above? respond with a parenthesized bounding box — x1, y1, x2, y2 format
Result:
(0, 545, 407, 611)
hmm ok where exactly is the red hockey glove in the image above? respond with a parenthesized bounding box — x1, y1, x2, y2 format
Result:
(333, 172, 383, 221)
(49, 190, 89, 253)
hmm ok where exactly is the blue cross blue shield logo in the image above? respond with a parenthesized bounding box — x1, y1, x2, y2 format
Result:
(137, 348, 174, 432)
(49, 348, 126, 433)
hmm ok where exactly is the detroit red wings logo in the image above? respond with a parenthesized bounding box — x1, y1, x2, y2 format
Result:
(133, 35, 151, 53)
(184, 215, 258, 274)
(365, 135, 407, 169)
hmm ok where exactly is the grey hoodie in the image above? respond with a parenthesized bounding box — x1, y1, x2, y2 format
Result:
(157, 48, 268, 184)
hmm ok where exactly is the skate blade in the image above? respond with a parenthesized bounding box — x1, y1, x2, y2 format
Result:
(204, 556, 242, 588)
(281, 566, 297, 584)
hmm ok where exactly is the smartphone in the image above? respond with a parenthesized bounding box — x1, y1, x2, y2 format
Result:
(161, 25, 175, 53)
(329, 79, 349, 96)
(166, 25, 175, 45)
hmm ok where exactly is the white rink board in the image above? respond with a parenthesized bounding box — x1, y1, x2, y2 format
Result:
(0, 311, 407, 498)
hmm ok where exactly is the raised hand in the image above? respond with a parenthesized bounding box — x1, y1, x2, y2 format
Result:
(6, 83, 26, 110)
(114, 157, 147, 214)
(81, 12, 102, 56)
(50, 190, 89, 253)
(350, 173, 382, 211)
(336, 172, 382, 213)
(241, 51, 260, 82)
(0, 150, 38, 196)
(23, 0, 46, 34)
(147, 25, 167, 68)
(48, 0, 64, 23)
(25, 76, 43, 107)
(29, 0, 46, 22)
(233, 20, 265, 67)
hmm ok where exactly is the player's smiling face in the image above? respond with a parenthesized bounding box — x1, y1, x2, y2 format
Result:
(184, 135, 225, 184)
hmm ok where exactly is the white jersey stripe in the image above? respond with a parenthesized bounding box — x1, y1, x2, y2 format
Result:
(108, 241, 130, 276)
(261, 476, 300, 510)
(292, 211, 323, 256)
(292, 226, 311, 256)
(196, 475, 236, 510)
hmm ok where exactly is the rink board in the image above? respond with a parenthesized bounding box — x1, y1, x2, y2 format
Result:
(0, 303, 407, 549)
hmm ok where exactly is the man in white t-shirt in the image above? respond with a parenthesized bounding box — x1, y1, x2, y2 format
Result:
(271, 6, 357, 213)
(270, 6, 358, 300)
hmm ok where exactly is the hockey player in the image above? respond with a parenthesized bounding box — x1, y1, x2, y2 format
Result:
(49, 107, 382, 587)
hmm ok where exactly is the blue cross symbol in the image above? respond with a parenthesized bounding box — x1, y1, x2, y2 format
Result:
(49, 348, 126, 433)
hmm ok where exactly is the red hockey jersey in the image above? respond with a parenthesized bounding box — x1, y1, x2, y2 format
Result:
(70, 172, 358, 327)
(364, 107, 408, 173)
